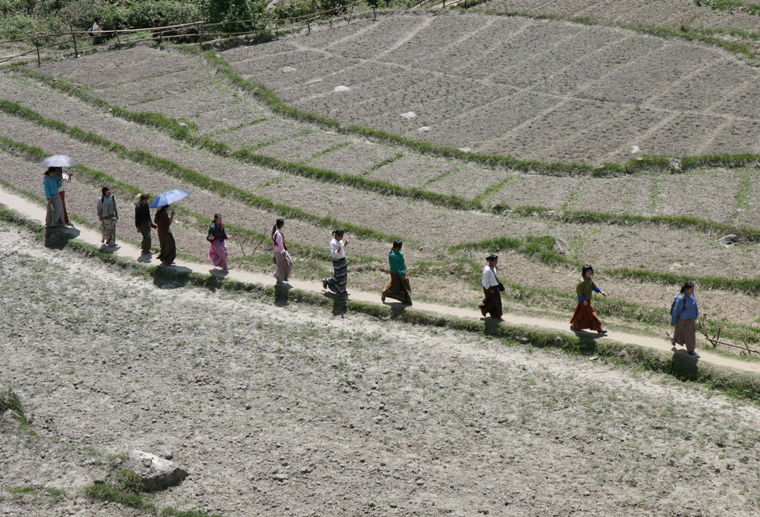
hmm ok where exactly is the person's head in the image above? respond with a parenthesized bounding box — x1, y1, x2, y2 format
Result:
(140, 193, 149, 205)
(45, 167, 58, 176)
(486, 254, 498, 266)
(333, 228, 345, 241)
(102, 185, 111, 197)
(582, 264, 594, 278)
(94, 15, 101, 22)
(214, 213, 222, 224)
(272, 218, 285, 236)
(681, 280, 695, 294)
(392, 240, 403, 251)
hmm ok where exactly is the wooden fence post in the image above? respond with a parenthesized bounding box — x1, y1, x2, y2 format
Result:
(198, 23, 205, 49)
(33, 35, 41, 67)
(70, 26, 78, 58)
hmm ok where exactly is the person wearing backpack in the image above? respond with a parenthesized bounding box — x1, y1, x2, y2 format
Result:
(669, 281, 700, 357)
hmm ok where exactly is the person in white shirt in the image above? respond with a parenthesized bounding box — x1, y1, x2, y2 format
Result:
(479, 254, 503, 320)
(322, 229, 350, 296)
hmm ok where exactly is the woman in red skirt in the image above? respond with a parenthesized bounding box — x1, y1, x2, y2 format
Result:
(570, 264, 608, 335)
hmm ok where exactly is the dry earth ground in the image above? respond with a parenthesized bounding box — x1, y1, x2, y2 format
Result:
(3, 223, 760, 516)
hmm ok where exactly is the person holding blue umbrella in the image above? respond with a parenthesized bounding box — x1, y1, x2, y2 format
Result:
(151, 190, 188, 265)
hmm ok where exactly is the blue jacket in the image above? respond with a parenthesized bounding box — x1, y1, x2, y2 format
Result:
(43, 176, 59, 200)
(671, 293, 699, 325)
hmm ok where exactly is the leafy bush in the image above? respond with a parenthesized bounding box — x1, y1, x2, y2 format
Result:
(201, 0, 266, 33)
(125, 0, 202, 29)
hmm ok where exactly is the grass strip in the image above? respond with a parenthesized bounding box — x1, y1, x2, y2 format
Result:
(452, 233, 760, 297)
(13, 65, 479, 212)
(510, 206, 760, 243)
(0, 99, 399, 242)
(2, 202, 759, 404)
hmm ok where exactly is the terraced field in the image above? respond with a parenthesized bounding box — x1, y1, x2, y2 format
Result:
(222, 13, 760, 164)
(2, 11, 760, 343)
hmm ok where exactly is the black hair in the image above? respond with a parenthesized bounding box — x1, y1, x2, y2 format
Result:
(582, 264, 594, 277)
(392, 240, 403, 250)
(214, 213, 222, 221)
(101, 186, 110, 196)
(680, 280, 695, 293)
(272, 218, 285, 237)
(486, 254, 498, 262)
(332, 228, 345, 237)
(140, 193, 149, 201)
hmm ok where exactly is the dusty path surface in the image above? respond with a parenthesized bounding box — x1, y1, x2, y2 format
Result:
(3, 185, 758, 375)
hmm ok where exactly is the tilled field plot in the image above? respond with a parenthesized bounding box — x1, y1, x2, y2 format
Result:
(483, 0, 760, 32)
(226, 13, 760, 164)
(3, 228, 760, 516)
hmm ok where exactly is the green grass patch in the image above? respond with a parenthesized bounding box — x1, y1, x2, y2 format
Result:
(83, 483, 154, 510)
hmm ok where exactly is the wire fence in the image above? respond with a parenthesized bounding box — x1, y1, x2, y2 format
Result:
(0, 0, 366, 66)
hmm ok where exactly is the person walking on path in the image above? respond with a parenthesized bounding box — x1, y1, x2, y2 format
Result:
(208, 213, 230, 272)
(381, 240, 412, 305)
(134, 194, 155, 255)
(479, 254, 503, 320)
(43, 167, 65, 228)
(97, 186, 118, 247)
(154, 205, 176, 265)
(56, 167, 74, 227)
(570, 264, 608, 335)
(322, 229, 350, 296)
(272, 218, 292, 285)
(668, 281, 700, 357)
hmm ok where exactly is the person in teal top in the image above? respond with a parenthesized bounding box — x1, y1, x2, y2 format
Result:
(43, 167, 65, 227)
(381, 241, 412, 305)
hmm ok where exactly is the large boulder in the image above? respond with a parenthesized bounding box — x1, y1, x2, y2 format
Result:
(125, 450, 188, 492)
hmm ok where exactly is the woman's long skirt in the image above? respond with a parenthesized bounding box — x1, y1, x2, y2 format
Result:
(382, 273, 412, 304)
(59, 190, 70, 225)
(570, 302, 603, 332)
(274, 251, 291, 283)
(323, 257, 348, 295)
(138, 221, 152, 254)
(209, 238, 228, 270)
(45, 194, 64, 227)
(157, 228, 176, 265)
(673, 318, 697, 353)
(479, 287, 502, 319)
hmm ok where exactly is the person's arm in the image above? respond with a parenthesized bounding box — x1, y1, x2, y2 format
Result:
(670, 295, 684, 325)
(97, 198, 103, 220)
(113, 198, 118, 219)
(577, 282, 586, 303)
(135, 205, 140, 231)
(593, 281, 607, 297)
(169, 210, 175, 224)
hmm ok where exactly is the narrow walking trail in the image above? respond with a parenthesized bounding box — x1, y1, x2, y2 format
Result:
(3, 185, 759, 375)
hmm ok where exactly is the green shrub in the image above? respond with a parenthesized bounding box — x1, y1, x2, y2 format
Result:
(0, 387, 24, 416)
(125, 0, 202, 29)
(115, 469, 143, 494)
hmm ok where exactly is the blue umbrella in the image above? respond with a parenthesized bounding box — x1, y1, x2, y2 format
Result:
(150, 190, 189, 209)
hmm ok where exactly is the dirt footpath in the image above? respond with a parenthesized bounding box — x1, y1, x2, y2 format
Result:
(2, 210, 760, 516)
(2, 185, 757, 376)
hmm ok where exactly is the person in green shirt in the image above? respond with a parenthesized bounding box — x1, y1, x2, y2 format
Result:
(570, 264, 608, 335)
(381, 240, 412, 305)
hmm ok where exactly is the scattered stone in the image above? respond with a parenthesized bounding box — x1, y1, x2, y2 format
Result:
(400, 111, 416, 119)
(93, 472, 107, 484)
(554, 336, 564, 347)
(668, 158, 682, 171)
(178, 122, 189, 131)
(718, 234, 745, 246)
(334, 85, 350, 92)
(458, 147, 471, 152)
(161, 451, 173, 460)
(630, 145, 640, 154)
(553, 237, 569, 255)
(517, 336, 530, 344)
(281, 66, 297, 73)
(418, 126, 430, 132)
(125, 450, 188, 492)
(589, 356, 599, 361)
(272, 473, 289, 482)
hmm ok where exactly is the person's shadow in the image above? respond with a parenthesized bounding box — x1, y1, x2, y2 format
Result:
(324, 291, 348, 316)
(670, 348, 700, 380)
(570, 328, 607, 342)
(44, 226, 80, 249)
(383, 300, 410, 318)
(152, 264, 192, 289)
(274, 283, 292, 307)
(137, 252, 154, 263)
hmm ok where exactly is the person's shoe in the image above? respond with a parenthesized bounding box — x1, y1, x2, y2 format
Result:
(322, 280, 328, 289)
(381, 296, 386, 303)
(688, 351, 700, 358)
(666, 332, 676, 346)
(570, 325, 577, 331)
(597, 329, 608, 335)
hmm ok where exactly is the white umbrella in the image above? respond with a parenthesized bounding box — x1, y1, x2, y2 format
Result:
(41, 155, 78, 167)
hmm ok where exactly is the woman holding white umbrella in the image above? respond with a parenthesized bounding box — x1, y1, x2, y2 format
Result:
(41, 155, 77, 228)
(151, 190, 188, 266)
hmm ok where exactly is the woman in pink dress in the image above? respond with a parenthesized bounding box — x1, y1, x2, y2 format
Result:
(272, 218, 292, 284)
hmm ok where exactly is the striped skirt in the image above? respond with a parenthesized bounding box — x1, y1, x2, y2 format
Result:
(324, 257, 348, 295)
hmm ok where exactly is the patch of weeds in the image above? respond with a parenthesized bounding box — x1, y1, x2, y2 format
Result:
(303, 141, 353, 164)
(8, 486, 37, 495)
(160, 508, 226, 517)
(649, 176, 663, 213)
(0, 387, 24, 415)
(83, 482, 154, 510)
(115, 469, 143, 494)
(361, 151, 404, 176)
(473, 174, 519, 205)
(734, 169, 752, 222)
